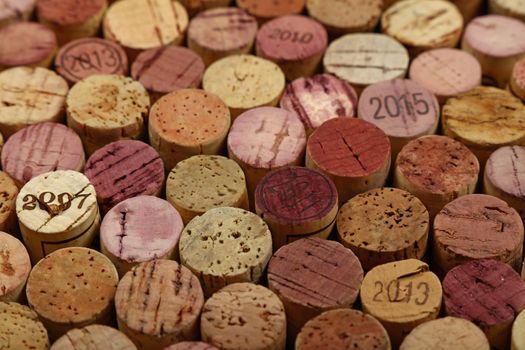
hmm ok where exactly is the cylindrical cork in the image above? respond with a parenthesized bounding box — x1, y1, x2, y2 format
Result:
(256, 15, 327, 81)
(103, 0, 189, 61)
(462, 15, 525, 87)
(306, 118, 391, 205)
(237, 0, 304, 22)
(511, 58, 525, 101)
(0, 171, 19, 234)
(255, 167, 338, 250)
(337, 188, 429, 271)
(381, 0, 463, 57)
(201, 283, 286, 350)
(279, 74, 358, 134)
(26, 247, 119, 341)
(443, 259, 525, 349)
(0, 231, 30, 302)
(227, 107, 306, 208)
(360, 259, 442, 348)
(513, 309, 525, 350)
(115, 260, 204, 350)
(448, 0, 483, 22)
(358, 79, 440, 158)
(1, 123, 85, 187)
(84, 140, 164, 213)
(394, 135, 479, 218)
(179, 207, 272, 297)
(442, 86, 525, 167)
(296, 309, 391, 350)
(400, 317, 490, 350)
(100, 196, 182, 277)
(165, 342, 218, 350)
(0, 0, 36, 27)
(0, 67, 68, 138)
(409, 48, 482, 104)
(323, 33, 409, 94)
(51, 325, 136, 350)
(131, 46, 204, 102)
(166, 155, 249, 225)
(202, 55, 285, 118)
(187, 7, 258, 67)
(490, 0, 525, 22)
(16, 170, 100, 263)
(148, 88, 231, 171)
(66, 74, 150, 155)
(179, 0, 231, 17)
(0, 302, 49, 350)
(267, 237, 364, 341)
(55, 38, 129, 86)
(0, 22, 56, 70)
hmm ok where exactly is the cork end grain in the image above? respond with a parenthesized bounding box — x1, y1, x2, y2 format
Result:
(51, 325, 137, 350)
(512, 309, 525, 350)
(37, 0, 106, 26)
(237, 0, 304, 18)
(0, 302, 49, 350)
(485, 146, 525, 201)
(165, 342, 218, 350)
(0, 232, 30, 301)
(0, 171, 18, 232)
(306, 0, 382, 33)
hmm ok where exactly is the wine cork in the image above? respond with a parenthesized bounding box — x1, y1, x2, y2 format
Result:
(323, 33, 409, 94)
(165, 342, 218, 350)
(237, 0, 304, 21)
(337, 187, 429, 271)
(296, 309, 391, 350)
(400, 317, 490, 350)
(1, 123, 85, 187)
(131, 46, 204, 102)
(443, 259, 525, 349)
(442, 86, 525, 167)
(0, 67, 68, 139)
(115, 260, 204, 349)
(0, 302, 49, 350)
(103, 0, 189, 61)
(227, 107, 306, 207)
(256, 15, 327, 81)
(84, 140, 164, 213)
(148, 88, 230, 171)
(201, 283, 286, 350)
(360, 259, 442, 347)
(26, 247, 119, 341)
(166, 155, 248, 225)
(462, 15, 525, 87)
(409, 48, 482, 104)
(449, 0, 483, 22)
(358, 79, 440, 158)
(490, 0, 525, 25)
(187, 7, 257, 67)
(66, 74, 150, 155)
(394, 135, 479, 218)
(306, 118, 391, 205)
(279, 74, 358, 134)
(0, 0, 36, 27)
(255, 167, 338, 250)
(381, 0, 463, 57)
(51, 325, 136, 350)
(267, 237, 364, 340)
(0, 22, 56, 70)
(202, 54, 285, 118)
(101, 196, 182, 277)
(0, 231, 30, 302)
(179, 0, 231, 17)
(16, 170, 100, 263)
(511, 58, 525, 101)
(179, 207, 272, 297)
(306, 0, 382, 35)
(513, 309, 525, 350)
(0, 171, 19, 234)
(55, 38, 129, 86)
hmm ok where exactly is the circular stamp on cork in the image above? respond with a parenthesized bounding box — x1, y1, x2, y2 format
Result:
(0, 171, 19, 235)
(0, 232, 30, 303)
(0, 302, 49, 350)
(50, 325, 136, 350)
(511, 58, 525, 101)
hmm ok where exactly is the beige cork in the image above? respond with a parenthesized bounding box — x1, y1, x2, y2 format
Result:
(201, 283, 286, 350)
(148, 89, 230, 171)
(165, 342, 218, 350)
(512, 309, 525, 350)
(490, 0, 525, 26)
(51, 325, 136, 350)
(202, 55, 285, 119)
(166, 155, 248, 225)
(179, 0, 231, 16)
(26, 247, 119, 341)
(16, 170, 100, 263)
(115, 260, 204, 350)
(0, 301, 49, 350)
(337, 188, 429, 272)
(179, 207, 272, 297)
(66, 74, 150, 156)
(0, 171, 18, 235)
(0, 232, 30, 302)
(360, 259, 442, 348)
(0, 67, 68, 138)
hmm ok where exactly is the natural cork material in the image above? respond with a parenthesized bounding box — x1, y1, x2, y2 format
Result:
(0, 231, 30, 302)
(165, 342, 218, 350)
(0, 302, 49, 350)
(178, 0, 231, 17)
(51, 325, 137, 350)
(512, 309, 525, 350)
(490, 0, 525, 21)
(0, 0, 36, 27)
(511, 58, 525, 101)
(237, 0, 304, 20)
(0, 171, 19, 234)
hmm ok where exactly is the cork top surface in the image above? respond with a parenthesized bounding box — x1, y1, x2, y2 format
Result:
(512, 58, 525, 91)
(0, 302, 49, 350)
(0, 231, 30, 298)
(485, 146, 525, 199)
(268, 237, 363, 309)
(237, 0, 305, 18)
(0, 0, 36, 21)
(513, 309, 525, 350)
(165, 342, 218, 350)
(0, 22, 56, 67)
(115, 259, 204, 336)
(50, 325, 137, 350)
(149, 89, 230, 146)
(306, 0, 382, 31)
(396, 135, 479, 194)
(0, 172, 18, 226)
(37, 0, 106, 26)
(492, 0, 525, 14)
(26, 247, 118, 324)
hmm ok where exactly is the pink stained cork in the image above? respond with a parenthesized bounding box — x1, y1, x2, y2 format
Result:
(279, 74, 357, 133)
(0, 0, 36, 25)
(511, 58, 525, 100)
(84, 140, 164, 213)
(36, 0, 105, 26)
(237, 0, 305, 20)
(1, 123, 85, 187)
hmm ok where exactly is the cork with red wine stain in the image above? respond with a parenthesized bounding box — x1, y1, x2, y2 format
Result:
(0, 0, 36, 26)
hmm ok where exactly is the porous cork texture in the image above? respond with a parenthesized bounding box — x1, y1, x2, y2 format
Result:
(0, 171, 19, 234)
(0, 0, 36, 27)
(37, 0, 106, 26)
(237, 0, 304, 19)
(0, 231, 31, 302)
(50, 325, 137, 350)
(0, 301, 49, 350)
(165, 342, 218, 350)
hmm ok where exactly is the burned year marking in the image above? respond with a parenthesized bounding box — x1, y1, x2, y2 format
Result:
(22, 191, 91, 211)
(372, 279, 430, 305)
(268, 29, 313, 44)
